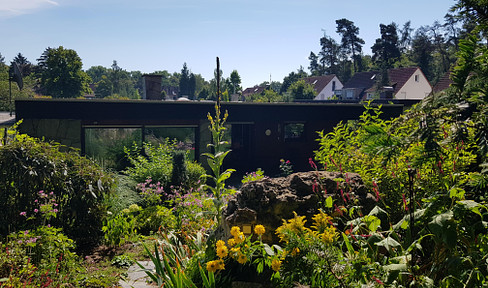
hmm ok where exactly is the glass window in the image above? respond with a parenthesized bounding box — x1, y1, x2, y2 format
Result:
(284, 123, 305, 141)
(145, 126, 197, 160)
(84, 127, 142, 171)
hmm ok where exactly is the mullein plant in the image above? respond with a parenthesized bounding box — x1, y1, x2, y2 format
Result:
(201, 57, 236, 229)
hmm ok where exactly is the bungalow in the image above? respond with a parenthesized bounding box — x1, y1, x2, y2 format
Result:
(341, 67, 432, 100)
(302, 75, 343, 100)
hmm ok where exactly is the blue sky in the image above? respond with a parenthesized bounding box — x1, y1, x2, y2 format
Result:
(1, 0, 456, 89)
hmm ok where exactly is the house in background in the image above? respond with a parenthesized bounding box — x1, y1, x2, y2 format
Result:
(303, 75, 343, 100)
(242, 85, 268, 100)
(341, 71, 378, 100)
(432, 71, 453, 94)
(341, 67, 432, 100)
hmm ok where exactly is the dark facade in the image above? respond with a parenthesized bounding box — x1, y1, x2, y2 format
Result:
(15, 99, 405, 177)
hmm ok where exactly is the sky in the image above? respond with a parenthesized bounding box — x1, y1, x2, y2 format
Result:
(1, 0, 456, 89)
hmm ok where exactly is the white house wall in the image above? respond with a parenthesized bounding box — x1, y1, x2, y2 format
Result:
(315, 76, 344, 100)
(395, 68, 432, 100)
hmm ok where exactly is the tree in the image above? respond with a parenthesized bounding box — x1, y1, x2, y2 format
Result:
(335, 18, 365, 73)
(399, 21, 414, 52)
(410, 26, 435, 81)
(179, 62, 190, 98)
(280, 68, 308, 94)
(451, 0, 488, 34)
(13, 53, 32, 76)
(0, 53, 5, 66)
(86, 65, 109, 83)
(287, 80, 316, 100)
(110, 60, 123, 95)
(188, 73, 196, 100)
(95, 75, 112, 98)
(371, 23, 402, 69)
(229, 70, 241, 95)
(308, 51, 321, 75)
(38, 46, 91, 98)
(178, 63, 196, 99)
(319, 35, 340, 75)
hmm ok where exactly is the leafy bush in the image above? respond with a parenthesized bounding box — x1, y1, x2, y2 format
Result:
(125, 140, 206, 190)
(125, 141, 175, 187)
(0, 131, 115, 246)
(135, 205, 176, 235)
(0, 226, 83, 287)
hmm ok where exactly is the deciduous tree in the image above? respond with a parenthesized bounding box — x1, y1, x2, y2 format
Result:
(287, 79, 316, 100)
(38, 46, 91, 98)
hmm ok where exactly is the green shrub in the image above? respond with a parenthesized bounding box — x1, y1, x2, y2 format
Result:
(125, 141, 175, 187)
(188, 161, 206, 189)
(102, 205, 140, 247)
(171, 150, 189, 187)
(0, 226, 82, 286)
(0, 131, 115, 246)
(135, 205, 176, 235)
(125, 140, 206, 190)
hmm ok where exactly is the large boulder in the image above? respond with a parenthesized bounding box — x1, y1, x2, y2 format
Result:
(223, 171, 373, 243)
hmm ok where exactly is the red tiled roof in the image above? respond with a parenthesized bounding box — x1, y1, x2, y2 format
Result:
(433, 71, 453, 93)
(302, 75, 337, 93)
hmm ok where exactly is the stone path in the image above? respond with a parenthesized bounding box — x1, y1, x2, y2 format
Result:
(119, 260, 156, 288)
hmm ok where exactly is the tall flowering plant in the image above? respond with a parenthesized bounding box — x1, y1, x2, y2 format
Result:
(201, 57, 236, 228)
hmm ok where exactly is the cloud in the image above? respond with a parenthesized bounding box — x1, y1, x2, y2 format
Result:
(0, 0, 59, 19)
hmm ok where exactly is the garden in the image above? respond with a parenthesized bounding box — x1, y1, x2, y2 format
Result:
(3, 13, 488, 288)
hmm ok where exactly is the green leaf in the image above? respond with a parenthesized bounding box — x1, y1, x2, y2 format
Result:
(325, 196, 333, 208)
(368, 206, 388, 217)
(363, 215, 381, 232)
(376, 236, 401, 252)
(383, 263, 407, 272)
(449, 187, 465, 200)
(342, 232, 355, 255)
(456, 200, 486, 217)
(263, 244, 275, 256)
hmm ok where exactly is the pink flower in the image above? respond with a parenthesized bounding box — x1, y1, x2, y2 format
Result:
(308, 158, 317, 170)
(19, 211, 27, 216)
(34, 209, 38, 213)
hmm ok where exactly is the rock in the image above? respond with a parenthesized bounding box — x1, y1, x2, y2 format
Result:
(223, 171, 373, 244)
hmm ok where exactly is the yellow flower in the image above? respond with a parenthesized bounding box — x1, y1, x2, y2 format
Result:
(312, 210, 333, 233)
(291, 247, 300, 256)
(234, 232, 245, 244)
(216, 259, 225, 270)
(227, 238, 236, 246)
(276, 212, 311, 243)
(206, 260, 218, 272)
(237, 252, 247, 264)
(206, 260, 225, 272)
(271, 259, 281, 272)
(320, 226, 337, 244)
(216, 245, 228, 258)
(230, 226, 241, 237)
(216, 240, 226, 248)
(254, 225, 265, 236)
